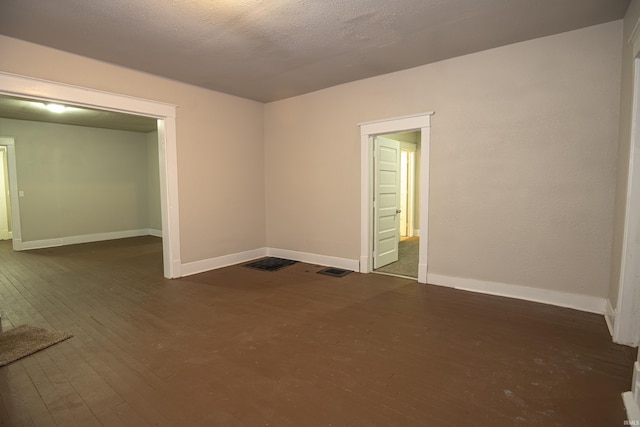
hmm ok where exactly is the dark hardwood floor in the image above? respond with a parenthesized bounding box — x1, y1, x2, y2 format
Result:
(0, 236, 635, 426)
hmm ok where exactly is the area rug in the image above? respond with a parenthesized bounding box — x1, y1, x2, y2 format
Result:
(0, 325, 73, 367)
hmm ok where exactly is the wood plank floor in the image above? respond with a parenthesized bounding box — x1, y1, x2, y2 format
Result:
(0, 236, 635, 426)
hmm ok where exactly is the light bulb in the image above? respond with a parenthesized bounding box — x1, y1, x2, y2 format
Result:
(46, 103, 66, 113)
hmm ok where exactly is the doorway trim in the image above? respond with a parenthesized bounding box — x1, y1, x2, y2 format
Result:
(614, 56, 640, 346)
(359, 112, 434, 283)
(0, 145, 13, 240)
(0, 138, 19, 243)
(399, 143, 417, 238)
(0, 71, 181, 278)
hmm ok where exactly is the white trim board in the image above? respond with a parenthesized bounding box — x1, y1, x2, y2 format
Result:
(427, 273, 606, 315)
(622, 360, 640, 425)
(180, 247, 360, 278)
(623, 390, 640, 426)
(15, 229, 161, 251)
(0, 71, 181, 279)
(181, 247, 268, 277)
(605, 299, 615, 337)
(0, 138, 21, 246)
(266, 248, 360, 271)
(613, 56, 640, 346)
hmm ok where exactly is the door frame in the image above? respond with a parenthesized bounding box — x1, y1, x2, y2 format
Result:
(0, 138, 26, 250)
(399, 142, 417, 238)
(0, 147, 10, 240)
(359, 112, 434, 283)
(0, 71, 181, 279)
(614, 56, 640, 346)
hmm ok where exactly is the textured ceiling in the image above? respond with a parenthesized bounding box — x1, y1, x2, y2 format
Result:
(0, 0, 631, 103)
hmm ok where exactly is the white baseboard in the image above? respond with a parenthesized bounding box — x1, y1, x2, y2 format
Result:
(178, 251, 603, 316)
(605, 299, 616, 337)
(149, 228, 163, 237)
(180, 247, 267, 277)
(179, 247, 359, 278)
(267, 247, 360, 271)
(15, 229, 159, 251)
(359, 256, 368, 273)
(426, 273, 606, 314)
(418, 263, 427, 284)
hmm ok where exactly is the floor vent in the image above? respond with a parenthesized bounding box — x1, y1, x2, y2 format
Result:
(317, 267, 352, 278)
(245, 257, 297, 272)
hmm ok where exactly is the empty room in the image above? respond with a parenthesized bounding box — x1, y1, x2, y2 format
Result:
(1, 0, 640, 425)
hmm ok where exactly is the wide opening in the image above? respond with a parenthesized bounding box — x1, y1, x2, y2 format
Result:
(0, 94, 161, 250)
(0, 72, 180, 278)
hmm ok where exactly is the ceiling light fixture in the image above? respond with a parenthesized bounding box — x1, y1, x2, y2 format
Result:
(45, 103, 67, 113)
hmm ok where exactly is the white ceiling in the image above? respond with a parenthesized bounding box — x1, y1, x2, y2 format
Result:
(0, 0, 630, 103)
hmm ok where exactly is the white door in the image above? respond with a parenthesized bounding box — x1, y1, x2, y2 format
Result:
(0, 149, 10, 240)
(374, 136, 401, 269)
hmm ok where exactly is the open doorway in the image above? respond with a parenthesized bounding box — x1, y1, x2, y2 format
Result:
(0, 145, 11, 240)
(359, 112, 434, 284)
(0, 108, 161, 246)
(0, 71, 180, 278)
(373, 131, 420, 278)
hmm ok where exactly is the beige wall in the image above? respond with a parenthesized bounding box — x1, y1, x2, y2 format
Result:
(609, 1, 640, 310)
(0, 35, 265, 263)
(265, 21, 622, 298)
(0, 118, 153, 241)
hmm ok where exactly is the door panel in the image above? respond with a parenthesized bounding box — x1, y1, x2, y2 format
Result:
(374, 136, 400, 269)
